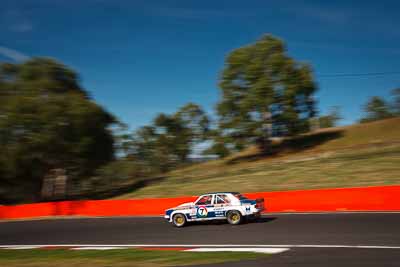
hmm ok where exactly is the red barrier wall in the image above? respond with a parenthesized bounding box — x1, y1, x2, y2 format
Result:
(0, 185, 399, 220)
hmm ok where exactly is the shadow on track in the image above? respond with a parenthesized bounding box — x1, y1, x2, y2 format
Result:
(187, 217, 277, 227)
(249, 216, 277, 224)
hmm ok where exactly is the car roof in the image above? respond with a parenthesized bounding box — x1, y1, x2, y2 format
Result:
(202, 192, 240, 195)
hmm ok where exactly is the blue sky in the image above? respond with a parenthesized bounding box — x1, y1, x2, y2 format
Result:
(1, 0, 399, 129)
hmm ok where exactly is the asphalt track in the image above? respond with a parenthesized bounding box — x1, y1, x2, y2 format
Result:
(1, 213, 399, 266)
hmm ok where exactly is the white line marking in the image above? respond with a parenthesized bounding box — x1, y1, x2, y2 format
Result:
(71, 247, 128, 250)
(1, 244, 400, 249)
(186, 248, 289, 254)
(2, 246, 42, 250)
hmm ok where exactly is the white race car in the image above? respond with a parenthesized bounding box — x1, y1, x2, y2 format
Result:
(164, 192, 265, 227)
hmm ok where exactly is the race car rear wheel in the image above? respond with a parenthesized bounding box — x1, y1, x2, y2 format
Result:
(172, 213, 186, 227)
(227, 210, 242, 225)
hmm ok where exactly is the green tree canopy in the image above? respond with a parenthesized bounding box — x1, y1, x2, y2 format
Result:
(217, 34, 317, 151)
(360, 96, 393, 123)
(391, 88, 400, 115)
(129, 103, 209, 173)
(0, 58, 116, 203)
(202, 129, 231, 158)
(318, 106, 342, 128)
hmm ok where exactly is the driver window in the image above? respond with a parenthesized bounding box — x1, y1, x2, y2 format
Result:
(196, 195, 212, 205)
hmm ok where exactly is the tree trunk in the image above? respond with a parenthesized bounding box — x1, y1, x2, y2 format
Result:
(260, 111, 272, 153)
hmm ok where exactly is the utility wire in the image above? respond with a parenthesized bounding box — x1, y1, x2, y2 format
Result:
(318, 71, 400, 77)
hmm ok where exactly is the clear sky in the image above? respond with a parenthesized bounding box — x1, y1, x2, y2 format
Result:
(1, 0, 399, 129)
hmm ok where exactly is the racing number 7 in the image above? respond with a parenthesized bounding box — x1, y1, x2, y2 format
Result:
(199, 208, 205, 215)
(197, 206, 208, 217)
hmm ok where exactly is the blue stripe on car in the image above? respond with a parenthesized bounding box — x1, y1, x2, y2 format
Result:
(240, 200, 256, 205)
(207, 211, 216, 218)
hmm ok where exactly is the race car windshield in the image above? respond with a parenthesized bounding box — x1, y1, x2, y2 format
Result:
(234, 194, 248, 200)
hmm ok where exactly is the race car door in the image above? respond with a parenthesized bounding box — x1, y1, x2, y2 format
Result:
(193, 194, 215, 220)
(213, 194, 230, 218)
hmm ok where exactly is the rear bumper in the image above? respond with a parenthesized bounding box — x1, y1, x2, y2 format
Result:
(255, 206, 265, 213)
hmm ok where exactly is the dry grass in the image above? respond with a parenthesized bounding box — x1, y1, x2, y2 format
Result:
(116, 118, 400, 199)
(0, 249, 266, 267)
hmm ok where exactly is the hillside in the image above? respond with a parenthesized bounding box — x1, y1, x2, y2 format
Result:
(116, 118, 400, 199)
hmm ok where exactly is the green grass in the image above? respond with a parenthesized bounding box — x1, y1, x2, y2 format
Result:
(116, 118, 400, 199)
(0, 249, 267, 267)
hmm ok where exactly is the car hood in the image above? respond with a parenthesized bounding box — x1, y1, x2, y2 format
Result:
(175, 202, 195, 209)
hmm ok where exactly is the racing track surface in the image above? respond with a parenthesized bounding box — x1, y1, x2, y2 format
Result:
(1, 213, 400, 266)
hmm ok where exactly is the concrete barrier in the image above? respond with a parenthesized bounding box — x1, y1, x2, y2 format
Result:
(0, 185, 399, 220)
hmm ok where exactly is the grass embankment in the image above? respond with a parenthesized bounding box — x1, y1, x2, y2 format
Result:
(0, 249, 266, 267)
(117, 118, 400, 199)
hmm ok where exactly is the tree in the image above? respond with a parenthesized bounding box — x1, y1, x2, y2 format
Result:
(152, 103, 209, 166)
(318, 106, 341, 128)
(129, 103, 209, 173)
(175, 103, 209, 142)
(111, 122, 133, 157)
(129, 125, 166, 173)
(202, 129, 231, 158)
(360, 96, 393, 123)
(217, 34, 317, 151)
(0, 58, 116, 203)
(391, 88, 400, 116)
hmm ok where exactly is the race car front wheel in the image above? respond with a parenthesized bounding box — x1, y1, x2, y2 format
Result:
(172, 213, 186, 227)
(227, 210, 242, 225)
